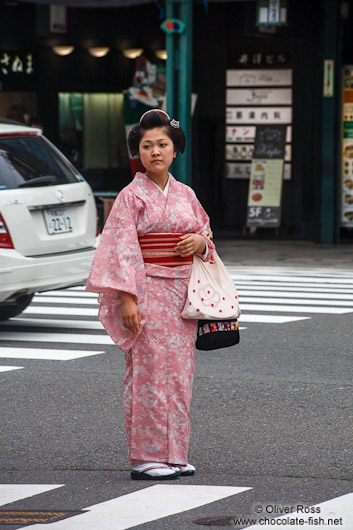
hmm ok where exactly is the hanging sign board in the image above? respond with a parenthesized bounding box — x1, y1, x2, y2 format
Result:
(341, 67, 353, 227)
(246, 124, 286, 227)
(226, 88, 292, 106)
(226, 106, 292, 125)
(226, 69, 292, 87)
(50, 6, 67, 34)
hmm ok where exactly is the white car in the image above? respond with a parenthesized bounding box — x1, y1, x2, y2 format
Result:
(0, 120, 98, 320)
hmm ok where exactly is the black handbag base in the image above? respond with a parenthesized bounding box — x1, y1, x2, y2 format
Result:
(196, 319, 240, 351)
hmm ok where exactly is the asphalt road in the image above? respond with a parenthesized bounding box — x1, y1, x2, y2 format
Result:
(0, 265, 352, 530)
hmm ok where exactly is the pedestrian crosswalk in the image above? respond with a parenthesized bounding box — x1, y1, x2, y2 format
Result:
(0, 483, 352, 530)
(0, 287, 105, 367)
(228, 266, 353, 324)
(0, 267, 352, 367)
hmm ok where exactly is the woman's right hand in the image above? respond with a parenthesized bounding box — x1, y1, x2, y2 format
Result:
(119, 291, 141, 333)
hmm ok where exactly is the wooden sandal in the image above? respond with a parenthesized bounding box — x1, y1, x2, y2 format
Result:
(131, 463, 181, 481)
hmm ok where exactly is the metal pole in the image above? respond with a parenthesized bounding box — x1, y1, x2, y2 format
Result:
(320, 0, 340, 244)
(165, 0, 176, 120)
(165, 0, 192, 185)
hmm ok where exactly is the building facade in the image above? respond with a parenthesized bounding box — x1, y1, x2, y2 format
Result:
(0, 0, 351, 243)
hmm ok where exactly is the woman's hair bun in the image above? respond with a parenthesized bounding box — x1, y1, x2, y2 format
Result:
(127, 108, 186, 157)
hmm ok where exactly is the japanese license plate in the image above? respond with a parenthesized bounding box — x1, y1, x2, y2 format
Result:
(43, 207, 73, 235)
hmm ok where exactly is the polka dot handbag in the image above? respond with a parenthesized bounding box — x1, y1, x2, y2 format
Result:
(181, 250, 241, 320)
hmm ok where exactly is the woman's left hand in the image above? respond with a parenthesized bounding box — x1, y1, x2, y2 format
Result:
(176, 233, 206, 256)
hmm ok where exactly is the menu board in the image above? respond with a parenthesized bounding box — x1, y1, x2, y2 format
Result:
(246, 125, 286, 227)
(341, 67, 353, 227)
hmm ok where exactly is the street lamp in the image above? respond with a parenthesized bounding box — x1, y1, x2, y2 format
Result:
(122, 48, 144, 59)
(88, 47, 110, 58)
(52, 45, 75, 56)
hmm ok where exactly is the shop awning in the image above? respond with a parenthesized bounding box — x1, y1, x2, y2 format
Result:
(17, 0, 153, 6)
(17, 0, 250, 6)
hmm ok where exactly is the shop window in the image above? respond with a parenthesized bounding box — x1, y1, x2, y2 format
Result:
(0, 92, 37, 124)
(58, 92, 130, 172)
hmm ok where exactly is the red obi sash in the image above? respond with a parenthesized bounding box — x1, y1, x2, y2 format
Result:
(138, 233, 193, 267)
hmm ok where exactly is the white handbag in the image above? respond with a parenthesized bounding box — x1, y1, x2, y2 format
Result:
(181, 250, 241, 320)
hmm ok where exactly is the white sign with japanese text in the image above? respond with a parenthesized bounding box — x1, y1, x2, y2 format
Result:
(226, 143, 292, 162)
(269, 0, 281, 24)
(225, 126, 256, 143)
(226, 163, 252, 179)
(226, 107, 292, 124)
(226, 144, 253, 161)
(226, 88, 292, 106)
(226, 69, 292, 87)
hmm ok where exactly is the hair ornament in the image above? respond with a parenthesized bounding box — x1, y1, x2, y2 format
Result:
(170, 119, 180, 128)
(139, 108, 170, 123)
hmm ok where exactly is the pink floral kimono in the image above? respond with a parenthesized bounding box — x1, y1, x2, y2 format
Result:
(86, 172, 214, 466)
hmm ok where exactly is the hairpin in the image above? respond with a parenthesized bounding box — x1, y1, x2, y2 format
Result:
(139, 109, 170, 123)
(170, 119, 180, 128)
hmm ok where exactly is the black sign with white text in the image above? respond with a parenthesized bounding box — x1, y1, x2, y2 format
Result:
(0, 51, 36, 90)
(253, 125, 286, 159)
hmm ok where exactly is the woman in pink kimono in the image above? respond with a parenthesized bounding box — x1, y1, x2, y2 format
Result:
(86, 109, 214, 480)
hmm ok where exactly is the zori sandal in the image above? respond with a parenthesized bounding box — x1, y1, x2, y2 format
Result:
(174, 463, 196, 476)
(131, 463, 181, 481)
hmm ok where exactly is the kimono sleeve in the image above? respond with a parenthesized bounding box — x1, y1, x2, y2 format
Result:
(86, 189, 144, 298)
(190, 190, 215, 261)
(85, 189, 148, 353)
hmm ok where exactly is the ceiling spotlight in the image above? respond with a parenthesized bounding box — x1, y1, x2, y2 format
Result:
(155, 49, 168, 60)
(88, 47, 110, 58)
(52, 45, 75, 56)
(122, 48, 144, 59)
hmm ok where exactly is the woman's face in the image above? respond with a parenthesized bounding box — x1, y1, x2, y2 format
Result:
(139, 127, 176, 177)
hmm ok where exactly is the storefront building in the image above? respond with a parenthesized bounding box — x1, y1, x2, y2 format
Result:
(0, 0, 351, 244)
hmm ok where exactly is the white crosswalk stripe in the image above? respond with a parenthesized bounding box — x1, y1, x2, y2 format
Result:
(7, 318, 104, 330)
(0, 348, 105, 361)
(33, 295, 99, 305)
(0, 287, 107, 365)
(15, 485, 251, 530)
(0, 365, 23, 373)
(229, 266, 353, 324)
(0, 332, 113, 345)
(23, 306, 99, 316)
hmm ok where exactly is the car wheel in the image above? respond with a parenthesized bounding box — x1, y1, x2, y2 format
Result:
(0, 294, 34, 321)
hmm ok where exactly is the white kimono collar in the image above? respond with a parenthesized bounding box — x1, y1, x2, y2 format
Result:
(150, 175, 170, 197)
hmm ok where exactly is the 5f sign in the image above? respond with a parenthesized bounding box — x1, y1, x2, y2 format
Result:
(249, 207, 262, 218)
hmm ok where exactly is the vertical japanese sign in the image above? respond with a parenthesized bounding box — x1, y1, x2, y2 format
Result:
(341, 67, 353, 227)
(323, 60, 334, 97)
(246, 124, 286, 227)
(268, 0, 281, 24)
